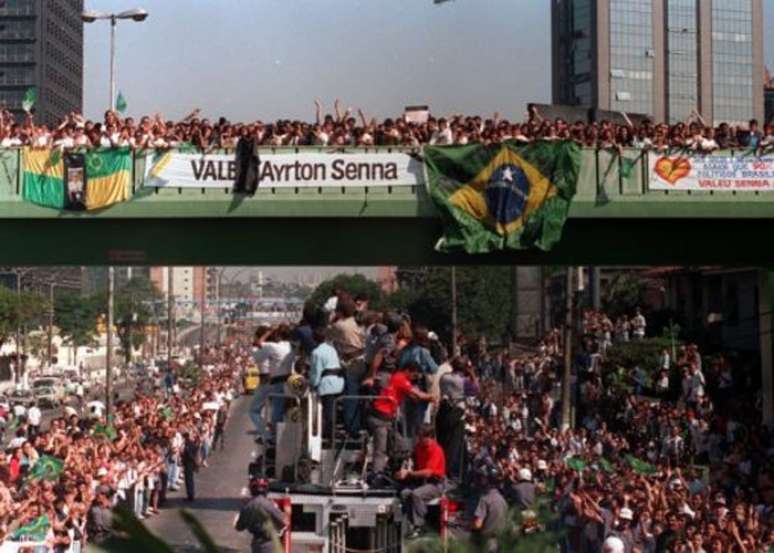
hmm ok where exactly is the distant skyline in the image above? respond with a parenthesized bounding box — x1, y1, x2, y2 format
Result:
(222, 266, 380, 285)
(82, 1, 774, 123)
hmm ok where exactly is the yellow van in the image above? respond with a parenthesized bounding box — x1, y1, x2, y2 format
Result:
(243, 367, 261, 394)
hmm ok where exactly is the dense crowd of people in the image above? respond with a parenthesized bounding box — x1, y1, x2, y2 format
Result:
(1, 282, 770, 551)
(3, 103, 773, 152)
(250, 287, 773, 551)
(0, 347, 246, 551)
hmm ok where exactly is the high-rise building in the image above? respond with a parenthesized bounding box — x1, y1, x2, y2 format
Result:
(551, 0, 764, 125)
(0, 0, 83, 125)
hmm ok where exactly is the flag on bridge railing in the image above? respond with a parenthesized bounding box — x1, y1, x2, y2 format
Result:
(424, 141, 580, 253)
(21, 148, 65, 209)
(83, 148, 132, 210)
(21, 147, 132, 211)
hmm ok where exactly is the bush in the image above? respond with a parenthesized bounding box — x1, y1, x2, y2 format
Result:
(603, 337, 676, 373)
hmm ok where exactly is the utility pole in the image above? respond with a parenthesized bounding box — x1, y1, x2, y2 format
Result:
(47, 282, 55, 368)
(106, 267, 114, 418)
(167, 267, 174, 370)
(14, 271, 22, 384)
(199, 267, 206, 364)
(451, 266, 458, 356)
(561, 268, 574, 431)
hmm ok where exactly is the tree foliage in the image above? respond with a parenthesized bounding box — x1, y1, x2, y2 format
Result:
(307, 273, 385, 311)
(602, 271, 647, 317)
(0, 286, 49, 347)
(307, 268, 515, 346)
(54, 291, 100, 355)
(93, 277, 163, 364)
(392, 266, 513, 345)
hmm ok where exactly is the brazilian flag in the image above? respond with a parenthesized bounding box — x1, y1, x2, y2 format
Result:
(424, 141, 580, 253)
(27, 455, 64, 482)
(12, 515, 49, 541)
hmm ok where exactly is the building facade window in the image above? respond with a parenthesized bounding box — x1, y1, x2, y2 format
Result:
(609, 0, 655, 115)
(712, 0, 754, 124)
(666, 0, 699, 123)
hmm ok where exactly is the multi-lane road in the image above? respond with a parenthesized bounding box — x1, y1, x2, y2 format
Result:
(145, 395, 255, 552)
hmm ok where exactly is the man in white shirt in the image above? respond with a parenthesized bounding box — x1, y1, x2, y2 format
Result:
(631, 308, 646, 340)
(430, 118, 453, 145)
(27, 404, 41, 438)
(250, 325, 295, 444)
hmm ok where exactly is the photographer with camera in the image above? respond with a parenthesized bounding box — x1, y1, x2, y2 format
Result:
(235, 477, 288, 553)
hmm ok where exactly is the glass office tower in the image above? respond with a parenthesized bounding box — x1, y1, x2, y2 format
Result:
(551, 0, 764, 125)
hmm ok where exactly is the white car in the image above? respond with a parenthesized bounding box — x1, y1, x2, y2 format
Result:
(31, 377, 65, 402)
(34, 387, 60, 409)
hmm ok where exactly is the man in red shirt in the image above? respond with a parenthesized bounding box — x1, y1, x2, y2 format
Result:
(366, 364, 434, 478)
(395, 424, 446, 538)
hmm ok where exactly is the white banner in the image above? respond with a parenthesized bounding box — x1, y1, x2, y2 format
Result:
(144, 151, 423, 189)
(649, 153, 774, 191)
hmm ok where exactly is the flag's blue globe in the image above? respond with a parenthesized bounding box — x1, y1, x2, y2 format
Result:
(484, 164, 528, 225)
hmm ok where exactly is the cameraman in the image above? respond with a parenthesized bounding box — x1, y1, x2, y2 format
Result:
(235, 478, 288, 553)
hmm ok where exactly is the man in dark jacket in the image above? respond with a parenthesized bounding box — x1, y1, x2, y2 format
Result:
(181, 432, 200, 501)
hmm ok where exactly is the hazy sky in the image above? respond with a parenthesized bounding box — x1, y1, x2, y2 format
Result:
(82, 1, 774, 122)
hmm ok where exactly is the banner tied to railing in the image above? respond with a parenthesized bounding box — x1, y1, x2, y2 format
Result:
(649, 153, 774, 191)
(144, 151, 424, 188)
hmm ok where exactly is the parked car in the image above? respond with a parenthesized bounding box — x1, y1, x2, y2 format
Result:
(34, 387, 60, 409)
(31, 377, 65, 402)
(8, 389, 36, 409)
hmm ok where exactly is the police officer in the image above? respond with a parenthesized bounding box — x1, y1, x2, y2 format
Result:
(235, 478, 288, 553)
(471, 468, 508, 553)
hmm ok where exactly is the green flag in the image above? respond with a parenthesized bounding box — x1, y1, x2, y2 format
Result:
(598, 458, 615, 474)
(12, 515, 49, 541)
(620, 156, 637, 180)
(93, 423, 117, 441)
(21, 87, 36, 112)
(424, 141, 581, 253)
(625, 455, 658, 475)
(27, 455, 64, 482)
(565, 457, 586, 472)
(160, 405, 174, 420)
(115, 91, 128, 114)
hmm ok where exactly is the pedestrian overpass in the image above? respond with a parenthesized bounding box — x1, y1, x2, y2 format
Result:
(0, 146, 772, 266)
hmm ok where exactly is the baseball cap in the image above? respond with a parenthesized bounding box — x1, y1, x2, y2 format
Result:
(619, 507, 633, 521)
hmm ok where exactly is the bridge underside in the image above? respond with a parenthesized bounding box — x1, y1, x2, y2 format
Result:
(2, 217, 769, 266)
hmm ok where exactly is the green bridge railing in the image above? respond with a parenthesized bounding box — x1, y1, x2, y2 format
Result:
(0, 147, 770, 219)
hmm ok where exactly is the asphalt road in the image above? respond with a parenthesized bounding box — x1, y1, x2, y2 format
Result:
(145, 394, 254, 553)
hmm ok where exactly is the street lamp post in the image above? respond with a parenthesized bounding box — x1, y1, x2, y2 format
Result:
(106, 267, 114, 418)
(47, 282, 55, 368)
(81, 8, 149, 110)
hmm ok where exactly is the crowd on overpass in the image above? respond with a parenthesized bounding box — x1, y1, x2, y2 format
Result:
(0, 346, 246, 551)
(4, 103, 774, 153)
(249, 288, 773, 551)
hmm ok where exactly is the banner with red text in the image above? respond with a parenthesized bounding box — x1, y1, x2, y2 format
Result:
(649, 153, 774, 191)
(144, 151, 423, 188)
